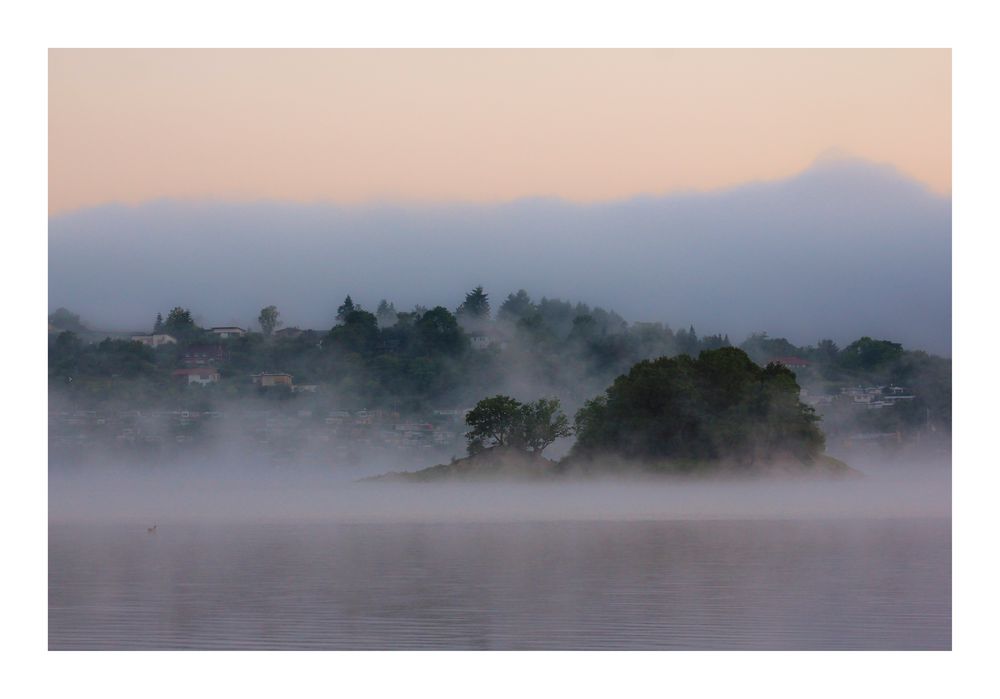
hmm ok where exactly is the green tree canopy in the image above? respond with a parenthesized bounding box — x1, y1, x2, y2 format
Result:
(415, 306, 467, 356)
(163, 307, 196, 339)
(258, 305, 280, 336)
(571, 347, 824, 467)
(336, 295, 357, 323)
(838, 336, 904, 371)
(739, 332, 801, 364)
(465, 395, 571, 456)
(497, 289, 535, 323)
(327, 310, 379, 354)
(456, 286, 491, 321)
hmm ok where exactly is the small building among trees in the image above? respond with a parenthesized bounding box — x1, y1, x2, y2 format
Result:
(171, 367, 221, 385)
(252, 372, 294, 387)
(210, 326, 246, 339)
(130, 333, 177, 348)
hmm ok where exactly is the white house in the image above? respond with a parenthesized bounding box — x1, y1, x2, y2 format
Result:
(210, 326, 246, 338)
(171, 367, 221, 385)
(131, 333, 177, 348)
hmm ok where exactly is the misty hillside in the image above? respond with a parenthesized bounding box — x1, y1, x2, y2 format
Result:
(48, 157, 951, 354)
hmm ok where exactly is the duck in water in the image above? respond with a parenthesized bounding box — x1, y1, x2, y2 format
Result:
(147, 524, 157, 534)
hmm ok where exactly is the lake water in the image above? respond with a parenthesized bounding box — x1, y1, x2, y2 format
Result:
(49, 516, 950, 650)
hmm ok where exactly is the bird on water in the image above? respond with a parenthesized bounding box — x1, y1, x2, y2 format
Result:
(147, 524, 157, 534)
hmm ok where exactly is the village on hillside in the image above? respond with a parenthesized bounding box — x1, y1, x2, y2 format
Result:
(48, 293, 951, 466)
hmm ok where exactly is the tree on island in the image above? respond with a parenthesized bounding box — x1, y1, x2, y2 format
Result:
(571, 347, 824, 468)
(465, 395, 572, 457)
(258, 305, 281, 336)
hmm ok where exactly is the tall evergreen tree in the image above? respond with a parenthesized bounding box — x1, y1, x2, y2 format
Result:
(336, 295, 357, 323)
(457, 286, 490, 320)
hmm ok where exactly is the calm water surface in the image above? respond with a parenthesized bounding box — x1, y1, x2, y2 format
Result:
(49, 517, 950, 649)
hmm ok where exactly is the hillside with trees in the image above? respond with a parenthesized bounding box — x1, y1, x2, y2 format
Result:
(48, 287, 950, 468)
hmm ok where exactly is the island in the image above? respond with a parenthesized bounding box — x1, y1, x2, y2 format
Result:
(366, 347, 859, 481)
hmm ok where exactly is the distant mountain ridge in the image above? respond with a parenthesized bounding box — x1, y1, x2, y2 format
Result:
(49, 157, 951, 354)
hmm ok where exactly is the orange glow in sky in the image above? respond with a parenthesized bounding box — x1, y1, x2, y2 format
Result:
(48, 48, 951, 215)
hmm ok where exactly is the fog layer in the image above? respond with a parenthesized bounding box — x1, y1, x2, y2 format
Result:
(49, 157, 951, 354)
(49, 452, 950, 526)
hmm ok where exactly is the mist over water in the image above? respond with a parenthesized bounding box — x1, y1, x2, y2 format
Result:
(48, 452, 950, 650)
(48, 453, 951, 525)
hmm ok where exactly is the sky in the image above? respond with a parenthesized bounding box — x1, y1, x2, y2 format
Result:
(48, 48, 952, 354)
(48, 49, 951, 215)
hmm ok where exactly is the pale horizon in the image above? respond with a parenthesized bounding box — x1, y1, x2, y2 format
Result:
(48, 48, 951, 215)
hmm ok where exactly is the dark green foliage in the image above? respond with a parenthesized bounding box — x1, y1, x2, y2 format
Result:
(497, 289, 535, 323)
(415, 307, 467, 356)
(519, 397, 573, 454)
(739, 332, 801, 364)
(49, 332, 157, 379)
(336, 295, 357, 323)
(50, 331, 84, 377)
(571, 347, 824, 466)
(163, 307, 197, 339)
(464, 395, 523, 454)
(258, 305, 280, 336)
(814, 338, 839, 362)
(49, 308, 89, 334)
(456, 286, 491, 320)
(465, 395, 572, 456)
(837, 336, 904, 371)
(327, 310, 379, 355)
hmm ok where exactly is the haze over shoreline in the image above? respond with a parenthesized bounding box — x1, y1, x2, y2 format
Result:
(49, 157, 951, 355)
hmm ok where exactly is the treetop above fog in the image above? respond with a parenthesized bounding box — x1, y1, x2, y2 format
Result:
(571, 347, 824, 466)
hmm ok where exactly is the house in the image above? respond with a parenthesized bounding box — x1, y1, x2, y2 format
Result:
(181, 344, 227, 365)
(131, 333, 177, 348)
(210, 326, 246, 339)
(251, 372, 293, 387)
(171, 367, 221, 385)
(769, 356, 811, 369)
(274, 327, 303, 339)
